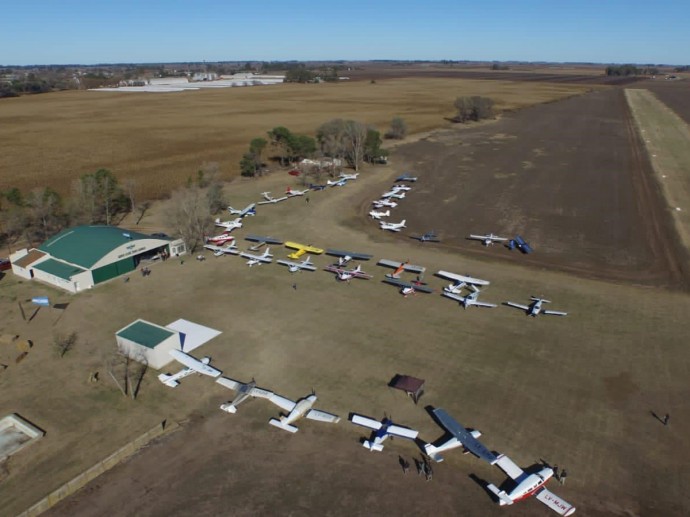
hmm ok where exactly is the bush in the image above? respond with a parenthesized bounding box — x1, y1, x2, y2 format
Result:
(385, 117, 408, 140)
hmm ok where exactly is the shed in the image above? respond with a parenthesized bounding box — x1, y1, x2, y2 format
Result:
(389, 374, 426, 404)
(115, 319, 181, 369)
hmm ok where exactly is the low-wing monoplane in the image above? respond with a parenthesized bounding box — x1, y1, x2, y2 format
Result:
(383, 277, 433, 297)
(277, 256, 317, 272)
(327, 178, 348, 187)
(239, 247, 273, 266)
(203, 242, 239, 257)
(487, 455, 576, 515)
(504, 297, 567, 317)
(245, 234, 283, 251)
(373, 198, 398, 208)
(381, 190, 406, 199)
(324, 264, 373, 281)
(369, 209, 390, 220)
(286, 186, 309, 197)
(395, 173, 418, 182)
(468, 233, 508, 246)
(205, 232, 236, 245)
(285, 241, 325, 259)
(214, 217, 243, 231)
(349, 413, 418, 451)
(378, 259, 426, 279)
(423, 408, 496, 464)
(258, 191, 289, 205)
(158, 349, 222, 387)
(216, 376, 274, 413)
(410, 231, 440, 243)
(267, 392, 340, 433)
(380, 219, 407, 232)
(227, 203, 256, 217)
(442, 285, 497, 309)
(339, 172, 359, 181)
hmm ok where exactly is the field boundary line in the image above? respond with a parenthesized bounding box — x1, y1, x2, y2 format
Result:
(17, 420, 180, 517)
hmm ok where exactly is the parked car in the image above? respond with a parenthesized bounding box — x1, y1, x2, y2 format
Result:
(0, 258, 11, 271)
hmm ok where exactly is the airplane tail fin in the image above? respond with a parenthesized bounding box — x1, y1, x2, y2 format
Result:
(363, 440, 384, 452)
(269, 418, 299, 433)
(401, 220, 407, 226)
(220, 403, 237, 413)
(423, 443, 444, 462)
(486, 484, 513, 506)
(157, 373, 178, 388)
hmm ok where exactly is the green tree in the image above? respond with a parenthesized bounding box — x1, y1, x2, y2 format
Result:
(249, 137, 268, 170)
(364, 128, 384, 163)
(267, 126, 294, 166)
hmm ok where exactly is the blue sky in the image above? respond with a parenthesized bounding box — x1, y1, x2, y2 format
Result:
(1, 0, 687, 65)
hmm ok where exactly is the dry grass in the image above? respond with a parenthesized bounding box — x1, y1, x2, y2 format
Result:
(0, 78, 591, 199)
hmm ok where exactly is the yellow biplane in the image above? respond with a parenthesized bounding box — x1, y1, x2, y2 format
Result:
(285, 242, 324, 259)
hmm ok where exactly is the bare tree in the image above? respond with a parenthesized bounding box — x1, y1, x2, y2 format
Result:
(342, 120, 367, 171)
(386, 117, 408, 139)
(28, 187, 62, 241)
(167, 185, 213, 252)
(53, 330, 78, 358)
(123, 177, 137, 215)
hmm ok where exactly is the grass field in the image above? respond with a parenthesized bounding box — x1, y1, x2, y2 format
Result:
(0, 78, 593, 199)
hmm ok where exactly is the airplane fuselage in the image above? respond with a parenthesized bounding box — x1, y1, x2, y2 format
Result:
(506, 468, 553, 502)
(284, 395, 317, 425)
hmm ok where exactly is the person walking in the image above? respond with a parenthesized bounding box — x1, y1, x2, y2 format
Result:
(559, 469, 567, 485)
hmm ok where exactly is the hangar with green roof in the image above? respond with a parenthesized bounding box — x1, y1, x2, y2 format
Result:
(9, 225, 186, 293)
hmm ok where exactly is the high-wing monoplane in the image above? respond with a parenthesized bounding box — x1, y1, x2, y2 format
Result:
(227, 203, 256, 217)
(436, 270, 490, 292)
(216, 376, 274, 413)
(214, 217, 243, 231)
(267, 392, 340, 433)
(277, 256, 317, 272)
(373, 198, 398, 208)
(203, 242, 239, 257)
(381, 190, 406, 199)
(324, 264, 373, 281)
(380, 219, 407, 232)
(410, 231, 440, 243)
(325, 249, 374, 265)
(258, 191, 289, 205)
(245, 234, 283, 251)
(239, 247, 273, 266)
(378, 259, 426, 279)
(442, 285, 497, 309)
(468, 233, 508, 246)
(423, 408, 496, 464)
(158, 349, 222, 387)
(285, 242, 325, 259)
(369, 209, 390, 220)
(383, 277, 433, 297)
(504, 297, 567, 317)
(349, 413, 418, 451)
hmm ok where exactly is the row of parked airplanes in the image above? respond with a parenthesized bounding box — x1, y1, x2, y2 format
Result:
(158, 348, 575, 515)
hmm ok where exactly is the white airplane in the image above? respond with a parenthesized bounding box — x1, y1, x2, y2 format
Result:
(442, 285, 497, 309)
(369, 209, 390, 220)
(383, 277, 434, 297)
(258, 192, 289, 204)
(349, 414, 419, 451)
(158, 349, 222, 387)
(436, 270, 490, 290)
(381, 190, 406, 199)
(469, 233, 509, 246)
(324, 264, 373, 281)
(214, 217, 243, 231)
(216, 376, 274, 413)
(339, 172, 359, 181)
(487, 455, 576, 515)
(205, 232, 235, 245)
(286, 186, 309, 197)
(373, 198, 398, 208)
(380, 219, 406, 232)
(505, 297, 568, 317)
(327, 178, 348, 187)
(203, 242, 239, 257)
(239, 247, 273, 267)
(423, 408, 496, 464)
(227, 203, 256, 217)
(395, 173, 418, 182)
(276, 256, 317, 273)
(390, 184, 411, 191)
(267, 392, 340, 433)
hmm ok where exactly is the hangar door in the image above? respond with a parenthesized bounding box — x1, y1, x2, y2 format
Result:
(92, 256, 135, 284)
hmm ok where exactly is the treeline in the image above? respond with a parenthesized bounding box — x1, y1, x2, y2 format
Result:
(452, 96, 495, 123)
(605, 65, 659, 76)
(284, 64, 340, 83)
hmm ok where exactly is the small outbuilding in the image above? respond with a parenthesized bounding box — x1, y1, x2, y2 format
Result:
(389, 374, 426, 404)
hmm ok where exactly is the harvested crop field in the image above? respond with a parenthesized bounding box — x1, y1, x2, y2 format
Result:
(645, 78, 690, 126)
(0, 77, 593, 198)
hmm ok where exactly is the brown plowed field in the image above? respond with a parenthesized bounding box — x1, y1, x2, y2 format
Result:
(645, 78, 690, 125)
(388, 88, 690, 289)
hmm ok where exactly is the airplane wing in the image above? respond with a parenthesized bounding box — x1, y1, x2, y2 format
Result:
(267, 393, 297, 413)
(442, 292, 467, 303)
(257, 200, 274, 205)
(216, 376, 241, 391)
(350, 413, 383, 431)
(506, 302, 531, 311)
(378, 259, 425, 274)
(543, 310, 568, 316)
(472, 300, 498, 308)
(386, 424, 419, 440)
(245, 235, 283, 245)
(494, 453, 524, 480)
(436, 270, 490, 286)
(535, 488, 576, 516)
(248, 387, 275, 399)
(323, 265, 344, 274)
(305, 409, 341, 423)
(432, 408, 498, 464)
(325, 249, 373, 261)
(352, 270, 373, 280)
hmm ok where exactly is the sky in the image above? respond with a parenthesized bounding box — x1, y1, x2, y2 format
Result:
(1, 0, 688, 66)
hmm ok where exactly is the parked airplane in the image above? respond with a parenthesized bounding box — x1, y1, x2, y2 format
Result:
(380, 219, 407, 232)
(239, 247, 273, 267)
(442, 285, 497, 309)
(227, 203, 256, 217)
(504, 297, 567, 317)
(324, 264, 373, 281)
(327, 178, 348, 187)
(487, 455, 576, 515)
(339, 172, 359, 181)
(258, 191, 289, 205)
(216, 376, 274, 413)
(214, 217, 243, 231)
(423, 408, 495, 464)
(410, 231, 440, 243)
(203, 242, 239, 257)
(158, 349, 222, 387)
(383, 277, 434, 297)
(277, 256, 317, 272)
(245, 234, 283, 251)
(267, 392, 340, 433)
(205, 232, 236, 245)
(285, 242, 325, 259)
(349, 413, 418, 451)
(286, 186, 309, 197)
(436, 270, 490, 290)
(369, 209, 390, 220)
(469, 233, 508, 246)
(507, 235, 534, 254)
(378, 259, 426, 279)
(381, 190, 406, 199)
(325, 249, 374, 265)
(372, 198, 398, 208)
(395, 173, 418, 182)
(389, 184, 411, 191)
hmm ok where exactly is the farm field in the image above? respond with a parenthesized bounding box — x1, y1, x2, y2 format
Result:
(645, 78, 690, 126)
(0, 76, 594, 198)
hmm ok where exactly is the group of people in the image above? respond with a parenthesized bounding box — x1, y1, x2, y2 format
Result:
(399, 455, 434, 481)
(140, 266, 152, 277)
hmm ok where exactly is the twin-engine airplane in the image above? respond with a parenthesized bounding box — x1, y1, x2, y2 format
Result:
(468, 233, 508, 246)
(158, 349, 222, 387)
(227, 203, 256, 217)
(214, 217, 243, 231)
(203, 242, 239, 257)
(324, 264, 373, 281)
(380, 219, 407, 232)
(216, 376, 274, 413)
(239, 247, 273, 266)
(443, 285, 497, 309)
(369, 209, 390, 220)
(349, 413, 419, 451)
(258, 191, 288, 204)
(504, 297, 568, 317)
(277, 256, 317, 273)
(383, 277, 434, 297)
(267, 392, 340, 433)
(285, 242, 325, 259)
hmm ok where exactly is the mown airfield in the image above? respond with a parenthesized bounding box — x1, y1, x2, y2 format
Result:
(1, 65, 690, 516)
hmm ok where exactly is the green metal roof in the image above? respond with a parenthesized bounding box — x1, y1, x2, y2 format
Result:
(116, 320, 176, 349)
(39, 226, 154, 269)
(32, 258, 86, 280)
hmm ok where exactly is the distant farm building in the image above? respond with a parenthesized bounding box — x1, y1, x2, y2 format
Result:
(9, 225, 186, 293)
(93, 73, 285, 93)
